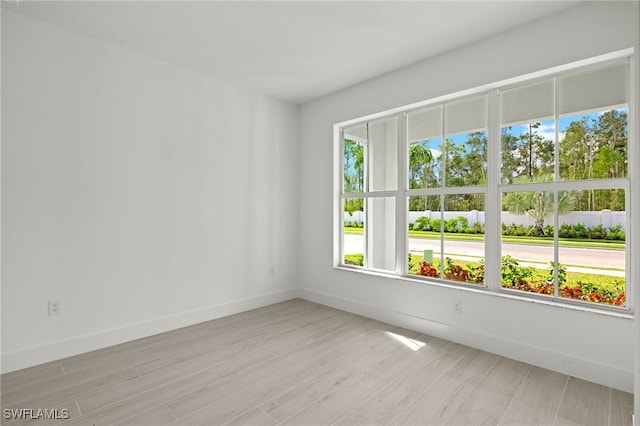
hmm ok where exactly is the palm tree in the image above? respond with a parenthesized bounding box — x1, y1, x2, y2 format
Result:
(409, 142, 434, 189)
(502, 174, 577, 236)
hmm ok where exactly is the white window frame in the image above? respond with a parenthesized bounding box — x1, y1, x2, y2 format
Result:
(335, 49, 635, 315)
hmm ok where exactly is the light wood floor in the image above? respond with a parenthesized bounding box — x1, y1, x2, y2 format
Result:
(1, 299, 634, 425)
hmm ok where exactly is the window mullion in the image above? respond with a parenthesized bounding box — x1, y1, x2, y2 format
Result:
(397, 112, 408, 276)
(553, 77, 560, 297)
(485, 89, 501, 291)
(337, 128, 345, 267)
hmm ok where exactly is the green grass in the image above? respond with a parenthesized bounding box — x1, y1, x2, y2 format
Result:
(345, 227, 625, 249)
(344, 254, 364, 266)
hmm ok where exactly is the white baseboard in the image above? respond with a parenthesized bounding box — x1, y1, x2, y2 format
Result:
(299, 288, 633, 393)
(1, 288, 299, 374)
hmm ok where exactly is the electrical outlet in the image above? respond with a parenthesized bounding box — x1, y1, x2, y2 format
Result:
(48, 299, 61, 316)
(452, 299, 462, 315)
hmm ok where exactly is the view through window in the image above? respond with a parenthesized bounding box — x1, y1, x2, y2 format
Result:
(339, 56, 631, 310)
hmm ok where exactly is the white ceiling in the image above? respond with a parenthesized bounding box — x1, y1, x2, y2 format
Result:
(3, 1, 583, 104)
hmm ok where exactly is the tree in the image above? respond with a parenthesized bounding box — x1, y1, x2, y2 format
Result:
(594, 109, 627, 179)
(464, 132, 487, 185)
(408, 141, 439, 211)
(559, 109, 627, 211)
(343, 139, 364, 193)
(343, 139, 364, 215)
(501, 128, 521, 184)
(408, 142, 434, 189)
(502, 174, 578, 235)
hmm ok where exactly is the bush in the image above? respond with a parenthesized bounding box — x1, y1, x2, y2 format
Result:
(501, 255, 534, 287)
(544, 225, 554, 236)
(445, 218, 460, 233)
(587, 224, 606, 239)
(457, 216, 469, 228)
(607, 224, 625, 241)
(502, 223, 528, 236)
(472, 222, 484, 234)
(572, 223, 589, 238)
(414, 216, 431, 231)
(558, 223, 572, 238)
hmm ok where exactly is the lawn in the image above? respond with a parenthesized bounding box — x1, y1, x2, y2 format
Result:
(344, 226, 625, 249)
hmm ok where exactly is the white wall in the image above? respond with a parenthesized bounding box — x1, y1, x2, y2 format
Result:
(299, 0, 638, 396)
(1, 10, 299, 372)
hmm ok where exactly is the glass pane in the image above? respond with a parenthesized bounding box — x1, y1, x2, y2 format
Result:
(368, 117, 397, 192)
(444, 95, 488, 188)
(342, 126, 365, 193)
(443, 194, 485, 285)
(367, 197, 396, 271)
(408, 195, 441, 277)
(501, 190, 555, 294)
(500, 78, 555, 185)
(343, 198, 364, 266)
(559, 189, 626, 306)
(559, 108, 628, 181)
(408, 139, 442, 189)
(408, 106, 443, 189)
(444, 131, 488, 187)
(500, 119, 555, 185)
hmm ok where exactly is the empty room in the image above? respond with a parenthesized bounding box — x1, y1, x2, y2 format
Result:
(1, 1, 639, 425)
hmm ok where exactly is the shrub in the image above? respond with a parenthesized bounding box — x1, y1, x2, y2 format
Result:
(545, 262, 566, 287)
(544, 225, 554, 236)
(472, 222, 484, 234)
(445, 218, 459, 233)
(501, 255, 534, 287)
(467, 259, 485, 284)
(414, 216, 431, 231)
(456, 216, 469, 228)
(572, 222, 589, 238)
(558, 223, 572, 238)
(587, 224, 606, 239)
(607, 224, 625, 241)
(419, 261, 439, 277)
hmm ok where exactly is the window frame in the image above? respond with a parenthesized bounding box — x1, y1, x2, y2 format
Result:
(335, 49, 635, 314)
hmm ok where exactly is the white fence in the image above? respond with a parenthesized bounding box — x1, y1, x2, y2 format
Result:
(344, 210, 626, 230)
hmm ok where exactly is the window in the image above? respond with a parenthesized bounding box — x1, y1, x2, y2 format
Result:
(406, 95, 488, 285)
(337, 53, 632, 310)
(342, 117, 398, 272)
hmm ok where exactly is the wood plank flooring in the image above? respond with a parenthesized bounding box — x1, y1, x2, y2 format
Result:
(1, 299, 634, 425)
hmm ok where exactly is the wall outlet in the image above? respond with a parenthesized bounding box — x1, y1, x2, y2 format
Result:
(48, 299, 61, 316)
(452, 299, 462, 315)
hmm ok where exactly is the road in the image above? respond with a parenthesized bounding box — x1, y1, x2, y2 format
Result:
(344, 234, 624, 275)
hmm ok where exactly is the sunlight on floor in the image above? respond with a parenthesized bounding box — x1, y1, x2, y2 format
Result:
(385, 331, 426, 351)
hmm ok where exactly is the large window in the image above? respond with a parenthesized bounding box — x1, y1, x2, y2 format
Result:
(338, 54, 632, 311)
